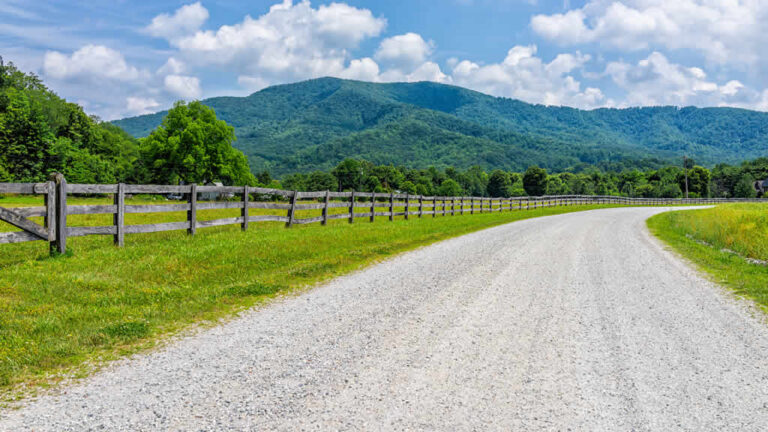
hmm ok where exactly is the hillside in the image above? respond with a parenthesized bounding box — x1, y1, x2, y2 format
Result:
(114, 78, 768, 176)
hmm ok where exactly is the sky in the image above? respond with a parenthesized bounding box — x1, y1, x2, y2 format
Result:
(2, 0, 768, 120)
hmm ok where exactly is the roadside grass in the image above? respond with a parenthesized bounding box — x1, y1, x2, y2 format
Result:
(648, 203, 768, 310)
(0, 197, 620, 402)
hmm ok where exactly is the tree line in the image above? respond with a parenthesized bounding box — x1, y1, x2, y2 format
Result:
(277, 157, 767, 199)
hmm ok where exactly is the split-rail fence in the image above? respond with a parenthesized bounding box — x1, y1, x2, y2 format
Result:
(0, 174, 762, 255)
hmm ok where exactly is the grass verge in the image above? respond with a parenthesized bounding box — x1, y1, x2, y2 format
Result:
(647, 203, 768, 311)
(1, 202, 615, 402)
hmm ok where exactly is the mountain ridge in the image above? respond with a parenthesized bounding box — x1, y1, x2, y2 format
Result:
(114, 77, 768, 176)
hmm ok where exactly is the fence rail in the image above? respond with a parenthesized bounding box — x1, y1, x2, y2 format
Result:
(0, 175, 763, 255)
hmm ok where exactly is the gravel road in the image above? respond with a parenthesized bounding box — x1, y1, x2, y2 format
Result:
(3, 207, 768, 431)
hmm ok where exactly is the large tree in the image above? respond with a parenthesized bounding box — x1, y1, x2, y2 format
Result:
(523, 166, 548, 196)
(487, 169, 511, 197)
(140, 101, 254, 185)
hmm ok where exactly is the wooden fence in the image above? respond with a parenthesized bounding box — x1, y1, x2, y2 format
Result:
(0, 174, 763, 255)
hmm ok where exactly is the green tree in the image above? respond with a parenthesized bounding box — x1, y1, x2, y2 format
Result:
(140, 101, 253, 185)
(734, 174, 757, 198)
(306, 171, 336, 191)
(437, 179, 463, 196)
(523, 166, 548, 196)
(332, 159, 365, 191)
(256, 170, 272, 185)
(681, 166, 711, 197)
(0, 88, 51, 181)
(400, 180, 417, 194)
(487, 169, 511, 197)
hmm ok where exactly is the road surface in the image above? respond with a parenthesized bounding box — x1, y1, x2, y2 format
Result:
(2, 207, 768, 431)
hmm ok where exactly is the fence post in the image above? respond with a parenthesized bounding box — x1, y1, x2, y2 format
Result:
(433, 196, 436, 218)
(188, 184, 197, 235)
(442, 197, 446, 216)
(348, 191, 355, 224)
(44, 180, 56, 250)
(389, 192, 394, 221)
(242, 186, 249, 231)
(419, 195, 423, 218)
(324, 190, 331, 226)
(114, 183, 125, 246)
(48, 173, 67, 255)
(461, 197, 465, 215)
(451, 197, 455, 216)
(286, 190, 298, 228)
(405, 193, 410, 220)
(370, 193, 375, 223)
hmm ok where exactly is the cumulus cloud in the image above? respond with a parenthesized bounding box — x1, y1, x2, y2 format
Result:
(157, 57, 186, 75)
(41, 44, 205, 119)
(375, 33, 433, 70)
(605, 52, 766, 109)
(145, 2, 209, 42)
(164, 74, 202, 99)
(531, 0, 768, 65)
(338, 57, 381, 81)
(450, 45, 606, 108)
(126, 97, 161, 115)
(174, 0, 386, 84)
(43, 44, 146, 82)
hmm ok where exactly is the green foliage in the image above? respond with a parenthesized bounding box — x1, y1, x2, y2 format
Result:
(310, 157, 761, 199)
(115, 78, 768, 177)
(523, 166, 548, 196)
(734, 174, 757, 198)
(331, 158, 364, 191)
(140, 101, 254, 185)
(437, 179, 463, 196)
(0, 58, 140, 183)
(487, 170, 511, 197)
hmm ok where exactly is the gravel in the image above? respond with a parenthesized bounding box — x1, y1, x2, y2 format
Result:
(2, 207, 768, 431)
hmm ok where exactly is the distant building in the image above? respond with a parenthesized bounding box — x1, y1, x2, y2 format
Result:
(200, 181, 234, 201)
(754, 179, 768, 195)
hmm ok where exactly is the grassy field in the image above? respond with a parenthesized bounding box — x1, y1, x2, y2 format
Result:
(648, 203, 768, 310)
(0, 194, 619, 401)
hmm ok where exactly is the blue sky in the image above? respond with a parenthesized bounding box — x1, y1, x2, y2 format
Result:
(2, 0, 767, 119)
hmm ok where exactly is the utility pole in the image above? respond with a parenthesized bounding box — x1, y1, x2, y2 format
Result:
(683, 155, 689, 199)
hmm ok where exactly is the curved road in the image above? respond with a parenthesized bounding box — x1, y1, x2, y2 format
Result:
(3, 207, 768, 431)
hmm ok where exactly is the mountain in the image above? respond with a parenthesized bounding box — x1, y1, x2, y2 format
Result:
(114, 78, 768, 176)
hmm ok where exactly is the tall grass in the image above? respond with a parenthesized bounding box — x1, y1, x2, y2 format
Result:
(648, 204, 768, 312)
(0, 196, 615, 401)
(656, 204, 768, 261)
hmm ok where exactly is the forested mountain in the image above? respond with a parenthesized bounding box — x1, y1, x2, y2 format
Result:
(114, 78, 768, 176)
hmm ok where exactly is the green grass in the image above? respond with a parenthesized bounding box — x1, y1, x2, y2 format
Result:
(0, 195, 618, 402)
(648, 204, 768, 310)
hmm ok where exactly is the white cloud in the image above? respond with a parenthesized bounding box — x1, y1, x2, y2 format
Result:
(164, 74, 202, 99)
(145, 2, 209, 42)
(605, 52, 766, 109)
(450, 45, 605, 108)
(375, 33, 433, 70)
(379, 61, 451, 84)
(126, 97, 160, 116)
(174, 0, 386, 86)
(157, 57, 186, 75)
(43, 44, 145, 82)
(531, 0, 768, 66)
(339, 57, 381, 81)
(40, 44, 207, 119)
